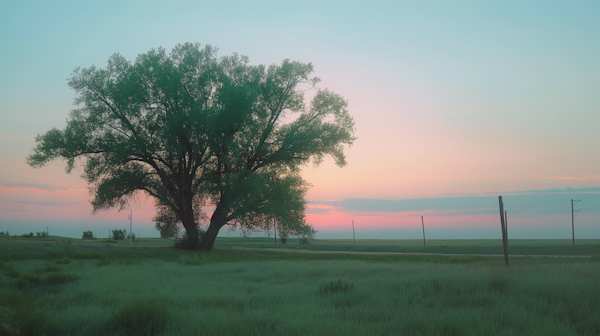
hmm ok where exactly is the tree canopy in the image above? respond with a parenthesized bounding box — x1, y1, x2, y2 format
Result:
(27, 43, 356, 251)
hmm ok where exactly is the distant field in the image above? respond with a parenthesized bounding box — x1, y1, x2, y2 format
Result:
(1, 234, 599, 335)
(4, 234, 600, 256)
(217, 236, 600, 257)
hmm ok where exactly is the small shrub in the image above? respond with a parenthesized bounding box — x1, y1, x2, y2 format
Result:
(174, 228, 205, 250)
(318, 278, 355, 296)
(0, 292, 58, 335)
(0, 306, 19, 335)
(72, 251, 109, 260)
(44, 272, 76, 286)
(591, 254, 599, 262)
(127, 233, 136, 241)
(280, 237, 287, 244)
(109, 302, 169, 336)
(299, 237, 310, 245)
(43, 264, 60, 273)
(9, 253, 28, 261)
(21, 232, 34, 238)
(82, 230, 95, 239)
(8, 269, 19, 278)
(55, 257, 71, 264)
(14, 274, 41, 289)
(36, 231, 48, 238)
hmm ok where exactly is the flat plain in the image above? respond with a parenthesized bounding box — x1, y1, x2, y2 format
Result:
(1, 233, 599, 335)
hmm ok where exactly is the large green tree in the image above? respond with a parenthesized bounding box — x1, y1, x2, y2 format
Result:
(27, 43, 355, 251)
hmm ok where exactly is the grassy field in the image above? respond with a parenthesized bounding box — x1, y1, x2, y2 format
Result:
(1, 234, 599, 335)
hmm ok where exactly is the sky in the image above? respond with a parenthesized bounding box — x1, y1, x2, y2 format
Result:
(0, 0, 599, 239)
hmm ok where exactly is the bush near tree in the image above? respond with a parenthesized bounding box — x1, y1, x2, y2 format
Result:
(82, 231, 94, 239)
(111, 229, 128, 240)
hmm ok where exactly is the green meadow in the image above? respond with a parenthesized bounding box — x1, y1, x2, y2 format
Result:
(1, 234, 599, 335)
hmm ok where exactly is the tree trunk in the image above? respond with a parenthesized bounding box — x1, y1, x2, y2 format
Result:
(198, 221, 222, 252)
(198, 199, 229, 252)
(178, 190, 200, 250)
(182, 217, 200, 250)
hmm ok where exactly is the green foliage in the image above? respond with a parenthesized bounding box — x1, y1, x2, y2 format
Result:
(112, 230, 127, 240)
(108, 302, 169, 336)
(591, 254, 599, 261)
(48, 250, 65, 259)
(20, 232, 34, 239)
(55, 257, 71, 264)
(0, 306, 18, 336)
(104, 239, 118, 244)
(14, 274, 41, 289)
(174, 226, 204, 250)
(298, 237, 310, 245)
(36, 231, 48, 238)
(318, 278, 355, 296)
(82, 230, 95, 239)
(8, 254, 27, 261)
(8, 269, 19, 278)
(72, 251, 109, 260)
(27, 43, 354, 251)
(97, 259, 110, 267)
(0, 292, 57, 336)
(44, 272, 76, 286)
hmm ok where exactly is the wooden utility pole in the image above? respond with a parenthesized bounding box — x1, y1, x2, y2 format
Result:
(498, 196, 509, 265)
(421, 216, 426, 246)
(504, 211, 508, 238)
(571, 199, 581, 244)
(352, 220, 356, 244)
(274, 218, 277, 244)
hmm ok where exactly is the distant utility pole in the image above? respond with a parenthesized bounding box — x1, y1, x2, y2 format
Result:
(571, 199, 581, 244)
(352, 220, 356, 244)
(127, 200, 132, 245)
(498, 196, 509, 265)
(421, 216, 426, 246)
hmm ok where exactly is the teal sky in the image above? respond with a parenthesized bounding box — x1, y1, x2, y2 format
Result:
(1, 0, 599, 238)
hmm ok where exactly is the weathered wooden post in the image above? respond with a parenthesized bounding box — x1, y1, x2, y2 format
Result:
(504, 210, 508, 238)
(498, 196, 509, 265)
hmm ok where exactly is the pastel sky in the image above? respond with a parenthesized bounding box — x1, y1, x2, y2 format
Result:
(1, 0, 599, 239)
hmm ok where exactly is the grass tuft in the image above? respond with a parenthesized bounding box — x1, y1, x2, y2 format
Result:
(318, 277, 356, 296)
(449, 256, 476, 263)
(55, 256, 71, 264)
(72, 251, 109, 260)
(109, 302, 169, 336)
(44, 272, 77, 286)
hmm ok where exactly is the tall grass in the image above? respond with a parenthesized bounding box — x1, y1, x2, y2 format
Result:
(1, 237, 599, 335)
